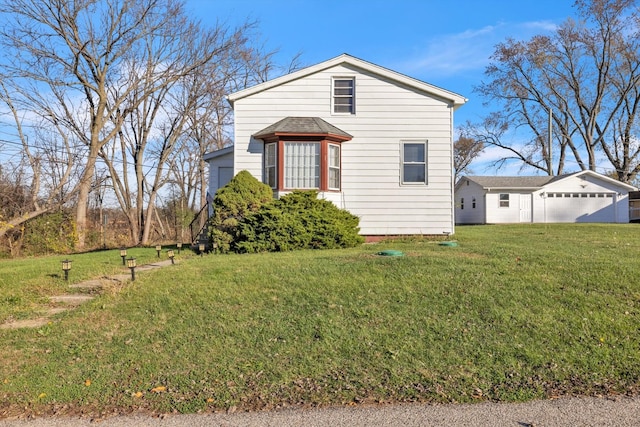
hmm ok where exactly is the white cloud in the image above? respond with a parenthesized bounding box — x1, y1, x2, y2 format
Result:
(402, 20, 558, 79)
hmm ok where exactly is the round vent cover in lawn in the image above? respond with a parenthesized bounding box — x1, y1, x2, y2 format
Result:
(377, 250, 404, 257)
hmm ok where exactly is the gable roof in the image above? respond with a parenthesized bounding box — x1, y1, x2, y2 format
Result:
(463, 175, 561, 190)
(227, 53, 467, 108)
(254, 117, 352, 140)
(203, 145, 234, 161)
(460, 170, 637, 191)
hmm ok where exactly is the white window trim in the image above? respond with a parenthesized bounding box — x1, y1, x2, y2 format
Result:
(400, 140, 428, 185)
(499, 193, 510, 208)
(264, 143, 277, 189)
(328, 143, 341, 190)
(332, 77, 355, 115)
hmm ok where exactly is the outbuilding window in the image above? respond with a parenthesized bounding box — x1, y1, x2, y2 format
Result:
(499, 193, 510, 208)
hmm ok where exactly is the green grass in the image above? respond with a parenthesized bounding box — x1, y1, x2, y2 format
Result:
(1, 224, 640, 417)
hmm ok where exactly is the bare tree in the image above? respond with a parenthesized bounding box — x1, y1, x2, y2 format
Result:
(0, 80, 79, 240)
(473, 0, 640, 181)
(453, 134, 484, 182)
(0, 0, 243, 249)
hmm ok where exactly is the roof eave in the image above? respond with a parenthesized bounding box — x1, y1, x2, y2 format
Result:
(227, 53, 467, 107)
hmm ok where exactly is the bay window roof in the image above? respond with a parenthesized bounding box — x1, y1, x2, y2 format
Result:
(253, 117, 352, 142)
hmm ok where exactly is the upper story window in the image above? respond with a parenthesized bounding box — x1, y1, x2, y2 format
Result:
(401, 141, 427, 184)
(333, 78, 355, 114)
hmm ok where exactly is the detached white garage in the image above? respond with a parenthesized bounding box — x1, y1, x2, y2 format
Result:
(455, 170, 637, 224)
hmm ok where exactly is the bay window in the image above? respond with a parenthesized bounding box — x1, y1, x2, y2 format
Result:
(255, 117, 352, 192)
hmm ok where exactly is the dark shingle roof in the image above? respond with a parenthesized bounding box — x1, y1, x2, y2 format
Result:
(254, 117, 352, 139)
(465, 175, 569, 189)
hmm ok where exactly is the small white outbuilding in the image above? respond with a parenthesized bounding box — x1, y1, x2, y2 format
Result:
(455, 170, 637, 224)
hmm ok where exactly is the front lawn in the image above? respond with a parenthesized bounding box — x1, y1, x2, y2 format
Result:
(1, 224, 639, 417)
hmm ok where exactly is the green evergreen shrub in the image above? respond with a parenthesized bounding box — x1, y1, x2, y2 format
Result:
(234, 190, 364, 253)
(208, 170, 273, 252)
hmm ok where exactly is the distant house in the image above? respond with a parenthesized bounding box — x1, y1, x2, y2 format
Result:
(204, 53, 467, 239)
(455, 170, 637, 224)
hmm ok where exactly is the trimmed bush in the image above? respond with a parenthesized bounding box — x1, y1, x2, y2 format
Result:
(234, 190, 364, 253)
(208, 170, 273, 252)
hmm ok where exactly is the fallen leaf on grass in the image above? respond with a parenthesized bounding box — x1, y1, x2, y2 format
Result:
(151, 386, 166, 393)
(132, 391, 143, 398)
(84, 379, 91, 387)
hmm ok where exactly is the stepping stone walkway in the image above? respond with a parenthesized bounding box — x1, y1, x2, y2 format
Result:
(0, 259, 176, 330)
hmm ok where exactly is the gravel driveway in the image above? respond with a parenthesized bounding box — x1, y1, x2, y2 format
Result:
(1, 396, 638, 426)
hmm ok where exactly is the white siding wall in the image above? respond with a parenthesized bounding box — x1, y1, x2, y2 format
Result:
(454, 179, 485, 224)
(206, 151, 234, 195)
(485, 192, 522, 223)
(232, 64, 456, 235)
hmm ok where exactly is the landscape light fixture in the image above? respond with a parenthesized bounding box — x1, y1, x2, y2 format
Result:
(155, 245, 161, 258)
(120, 247, 127, 265)
(198, 242, 205, 257)
(61, 259, 72, 281)
(167, 249, 175, 265)
(127, 257, 137, 281)
(176, 242, 182, 254)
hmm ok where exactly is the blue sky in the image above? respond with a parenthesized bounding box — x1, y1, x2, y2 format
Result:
(186, 0, 579, 174)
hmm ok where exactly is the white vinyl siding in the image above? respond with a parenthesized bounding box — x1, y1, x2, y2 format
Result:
(284, 142, 320, 189)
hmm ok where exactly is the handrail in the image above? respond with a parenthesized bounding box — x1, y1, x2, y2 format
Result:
(189, 202, 210, 244)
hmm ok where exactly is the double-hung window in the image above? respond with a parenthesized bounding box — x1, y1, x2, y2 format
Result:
(264, 143, 277, 188)
(499, 194, 510, 208)
(328, 144, 341, 190)
(333, 78, 355, 114)
(401, 141, 427, 184)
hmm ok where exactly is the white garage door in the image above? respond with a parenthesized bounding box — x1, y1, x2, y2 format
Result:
(545, 193, 616, 222)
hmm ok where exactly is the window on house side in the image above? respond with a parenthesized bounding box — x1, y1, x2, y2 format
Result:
(328, 144, 341, 190)
(460, 198, 464, 210)
(499, 193, 510, 208)
(472, 197, 476, 209)
(333, 78, 355, 114)
(264, 143, 277, 188)
(284, 142, 320, 189)
(401, 141, 427, 184)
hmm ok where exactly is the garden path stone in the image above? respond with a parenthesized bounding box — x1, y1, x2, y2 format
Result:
(0, 259, 176, 330)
